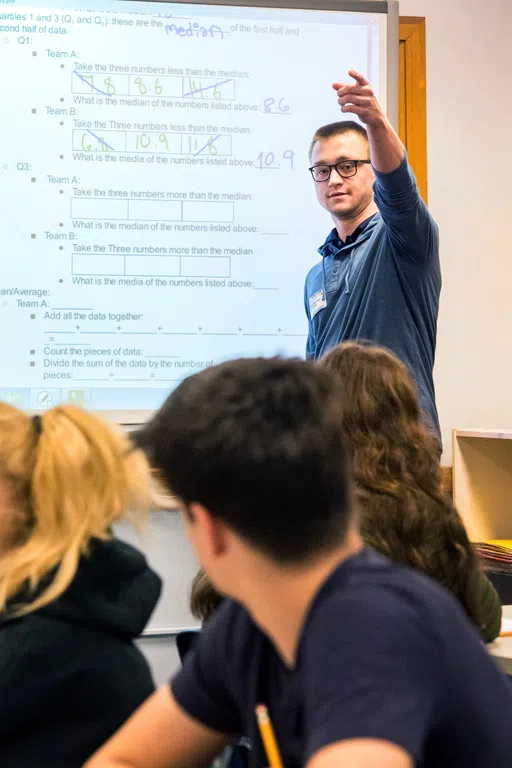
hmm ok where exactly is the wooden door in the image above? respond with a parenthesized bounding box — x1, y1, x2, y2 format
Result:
(399, 17, 428, 203)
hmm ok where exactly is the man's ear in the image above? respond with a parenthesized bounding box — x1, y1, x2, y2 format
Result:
(190, 502, 228, 557)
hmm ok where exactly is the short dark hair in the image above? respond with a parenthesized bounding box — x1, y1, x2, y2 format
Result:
(309, 120, 369, 161)
(136, 357, 353, 564)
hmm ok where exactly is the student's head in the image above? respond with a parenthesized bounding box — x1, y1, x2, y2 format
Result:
(319, 342, 487, 634)
(318, 341, 437, 483)
(137, 357, 353, 600)
(0, 403, 152, 616)
(309, 121, 375, 222)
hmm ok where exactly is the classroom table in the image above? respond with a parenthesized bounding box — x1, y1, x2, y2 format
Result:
(489, 605, 512, 675)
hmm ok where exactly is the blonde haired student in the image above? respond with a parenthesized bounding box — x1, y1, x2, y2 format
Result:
(0, 404, 161, 767)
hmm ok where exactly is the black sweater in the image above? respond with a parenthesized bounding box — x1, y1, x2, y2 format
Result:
(0, 539, 162, 766)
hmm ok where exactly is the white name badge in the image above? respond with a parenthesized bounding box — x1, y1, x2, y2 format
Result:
(309, 289, 327, 319)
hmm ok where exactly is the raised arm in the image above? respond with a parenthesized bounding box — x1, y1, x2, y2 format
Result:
(332, 71, 438, 264)
(332, 70, 404, 173)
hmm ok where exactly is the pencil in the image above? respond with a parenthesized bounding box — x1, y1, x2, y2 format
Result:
(255, 704, 284, 768)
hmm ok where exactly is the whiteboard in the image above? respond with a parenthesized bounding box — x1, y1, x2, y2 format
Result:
(0, 0, 398, 421)
(115, 510, 200, 634)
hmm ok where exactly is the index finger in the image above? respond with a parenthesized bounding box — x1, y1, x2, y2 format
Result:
(348, 70, 369, 86)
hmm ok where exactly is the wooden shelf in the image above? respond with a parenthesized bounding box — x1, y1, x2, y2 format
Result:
(454, 429, 512, 441)
(453, 429, 512, 541)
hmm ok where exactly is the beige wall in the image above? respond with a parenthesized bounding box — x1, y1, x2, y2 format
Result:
(399, 0, 512, 460)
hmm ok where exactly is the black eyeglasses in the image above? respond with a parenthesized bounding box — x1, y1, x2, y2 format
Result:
(309, 159, 371, 183)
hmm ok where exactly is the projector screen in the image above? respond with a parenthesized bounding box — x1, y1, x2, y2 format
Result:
(0, 0, 398, 420)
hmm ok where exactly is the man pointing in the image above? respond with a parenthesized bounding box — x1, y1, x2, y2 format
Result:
(305, 71, 441, 442)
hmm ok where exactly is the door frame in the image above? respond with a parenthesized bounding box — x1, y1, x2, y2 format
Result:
(399, 17, 428, 203)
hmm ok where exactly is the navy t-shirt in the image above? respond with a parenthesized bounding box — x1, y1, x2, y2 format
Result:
(171, 550, 512, 767)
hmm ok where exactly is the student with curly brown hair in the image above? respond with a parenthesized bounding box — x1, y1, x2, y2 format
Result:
(190, 567, 224, 623)
(319, 341, 501, 642)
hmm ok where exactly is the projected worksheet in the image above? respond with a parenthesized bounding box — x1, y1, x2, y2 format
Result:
(0, 0, 386, 412)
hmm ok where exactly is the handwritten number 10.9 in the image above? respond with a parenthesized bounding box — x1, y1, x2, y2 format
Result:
(256, 150, 294, 170)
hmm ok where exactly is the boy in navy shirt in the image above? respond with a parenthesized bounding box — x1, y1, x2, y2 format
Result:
(88, 357, 512, 768)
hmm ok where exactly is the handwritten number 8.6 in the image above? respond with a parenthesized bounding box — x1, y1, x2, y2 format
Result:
(134, 77, 163, 95)
(256, 150, 294, 170)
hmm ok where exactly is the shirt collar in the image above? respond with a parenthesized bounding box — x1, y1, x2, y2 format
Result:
(318, 213, 378, 257)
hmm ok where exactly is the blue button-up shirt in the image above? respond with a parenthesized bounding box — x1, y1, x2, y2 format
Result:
(304, 156, 441, 438)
